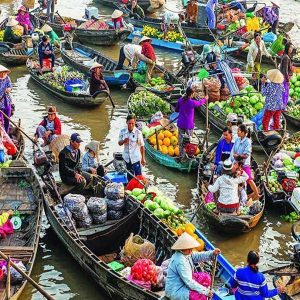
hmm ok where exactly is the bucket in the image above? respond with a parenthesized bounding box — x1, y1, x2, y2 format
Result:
(42, 58, 51, 69)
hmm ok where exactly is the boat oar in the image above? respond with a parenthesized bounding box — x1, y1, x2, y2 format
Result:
(0, 250, 54, 300)
(209, 254, 218, 299)
(107, 92, 115, 108)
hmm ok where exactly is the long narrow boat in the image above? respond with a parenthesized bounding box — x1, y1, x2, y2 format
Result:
(26, 58, 110, 108)
(0, 43, 35, 66)
(197, 142, 265, 234)
(283, 112, 300, 128)
(0, 161, 43, 299)
(40, 168, 236, 300)
(33, 13, 131, 46)
(60, 42, 131, 87)
(9, 124, 25, 160)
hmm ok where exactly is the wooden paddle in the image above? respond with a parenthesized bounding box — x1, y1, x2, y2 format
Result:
(209, 254, 219, 299)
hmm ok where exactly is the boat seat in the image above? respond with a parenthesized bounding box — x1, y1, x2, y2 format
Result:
(77, 220, 121, 237)
(57, 182, 74, 196)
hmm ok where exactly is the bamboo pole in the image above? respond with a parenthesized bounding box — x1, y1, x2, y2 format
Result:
(0, 251, 54, 300)
(6, 256, 10, 300)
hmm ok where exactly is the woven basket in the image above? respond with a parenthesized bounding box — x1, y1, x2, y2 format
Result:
(50, 134, 70, 162)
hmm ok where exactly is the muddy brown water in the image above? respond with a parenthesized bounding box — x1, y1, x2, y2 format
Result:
(0, 0, 299, 298)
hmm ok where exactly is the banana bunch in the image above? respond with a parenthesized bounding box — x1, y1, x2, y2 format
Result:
(0, 30, 4, 42)
(165, 31, 185, 42)
(142, 25, 159, 38)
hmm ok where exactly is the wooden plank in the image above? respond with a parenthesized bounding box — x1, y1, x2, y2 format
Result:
(0, 246, 34, 251)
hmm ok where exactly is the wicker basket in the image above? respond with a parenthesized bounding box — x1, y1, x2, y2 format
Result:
(49, 134, 70, 162)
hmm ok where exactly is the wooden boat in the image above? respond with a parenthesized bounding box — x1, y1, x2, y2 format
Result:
(197, 142, 265, 234)
(96, 0, 156, 11)
(40, 169, 236, 300)
(195, 104, 287, 153)
(26, 58, 110, 108)
(0, 161, 43, 299)
(60, 42, 131, 87)
(9, 124, 25, 160)
(33, 13, 131, 46)
(283, 112, 300, 128)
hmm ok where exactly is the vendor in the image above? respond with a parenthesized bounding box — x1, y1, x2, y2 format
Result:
(111, 10, 125, 30)
(38, 35, 55, 71)
(89, 62, 109, 96)
(132, 36, 156, 83)
(261, 69, 284, 131)
(208, 159, 249, 213)
(186, 0, 198, 25)
(247, 32, 272, 75)
(15, 5, 32, 35)
(165, 232, 221, 300)
(3, 17, 22, 44)
(214, 127, 234, 174)
(206, 0, 218, 29)
(130, 0, 145, 19)
(116, 43, 142, 70)
(41, 24, 60, 47)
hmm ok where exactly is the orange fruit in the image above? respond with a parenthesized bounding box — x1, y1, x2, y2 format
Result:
(185, 227, 194, 236)
(174, 146, 179, 156)
(163, 130, 172, 138)
(163, 137, 171, 147)
(176, 227, 184, 236)
(196, 147, 200, 155)
(158, 132, 164, 140)
(149, 137, 156, 145)
(185, 223, 196, 233)
(158, 140, 163, 146)
(170, 136, 178, 146)
(161, 145, 168, 155)
(195, 238, 205, 251)
(168, 145, 175, 156)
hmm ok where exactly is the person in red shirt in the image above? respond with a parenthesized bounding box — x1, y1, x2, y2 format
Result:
(132, 36, 156, 83)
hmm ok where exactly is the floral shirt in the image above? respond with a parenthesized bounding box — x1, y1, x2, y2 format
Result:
(0, 77, 12, 109)
(261, 82, 284, 111)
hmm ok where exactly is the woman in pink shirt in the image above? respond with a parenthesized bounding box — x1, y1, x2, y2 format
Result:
(16, 6, 32, 34)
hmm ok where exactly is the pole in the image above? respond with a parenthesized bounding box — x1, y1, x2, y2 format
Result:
(107, 93, 115, 108)
(209, 254, 218, 299)
(6, 256, 10, 300)
(0, 251, 55, 300)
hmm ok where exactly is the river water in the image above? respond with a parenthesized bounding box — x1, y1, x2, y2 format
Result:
(0, 0, 299, 299)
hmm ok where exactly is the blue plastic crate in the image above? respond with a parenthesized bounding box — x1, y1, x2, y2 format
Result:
(104, 171, 128, 184)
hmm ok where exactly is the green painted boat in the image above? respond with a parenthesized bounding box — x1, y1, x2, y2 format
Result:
(144, 140, 198, 172)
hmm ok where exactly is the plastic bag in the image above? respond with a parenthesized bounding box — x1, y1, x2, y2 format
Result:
(190, 272, 211, 300)
(137, 61, 147, 75)
(120, 233, 156, 266)
(107, 210, 124, 220)
(54, 204, 76, 228)
(87, 197, 107, 215)
(3, 261, 26, 284)
(64, 194, 86, 214)
(105, 183, 124, 200)
(130, 258, 157, 284)
(92, 212, 107, 224)
(107, 198, 125, 211)
(76, 207, 92, 228)
(127, 274, 152, 290)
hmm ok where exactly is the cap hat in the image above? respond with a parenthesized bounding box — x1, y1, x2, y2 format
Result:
(70, 133, 83, 143)
(171, 232, 200, 250)
(18, 6, 27, 12)
(85, 140, 100, 155)
(223, 159, 233, 171)
(227, 113, 238, 123)
(48, 106, 57, 114)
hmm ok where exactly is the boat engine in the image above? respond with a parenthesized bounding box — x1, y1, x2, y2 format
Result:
(181, 50, 196, 67)
(182, 135, 198, 157)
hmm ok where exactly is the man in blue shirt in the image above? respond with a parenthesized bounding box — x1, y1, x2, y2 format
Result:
(38, 35, 55, 71)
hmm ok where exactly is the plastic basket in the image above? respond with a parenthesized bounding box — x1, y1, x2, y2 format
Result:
(64, 79, 84, 92)
(107, 261, 125, 272)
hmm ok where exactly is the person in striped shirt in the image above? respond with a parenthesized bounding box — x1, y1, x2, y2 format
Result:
(230, 251, 286, 299)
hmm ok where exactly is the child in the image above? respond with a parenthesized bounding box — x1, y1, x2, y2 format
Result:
(238, 182, 248, 206)
(82, 141, 105, 177)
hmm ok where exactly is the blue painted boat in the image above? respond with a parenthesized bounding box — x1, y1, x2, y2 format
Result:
(127, 27, 210, 52)
(60, 42, 131, 87)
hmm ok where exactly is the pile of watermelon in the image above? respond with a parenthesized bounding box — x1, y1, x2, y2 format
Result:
(289, 73, 300, 99)
(131, 259, 157, 284)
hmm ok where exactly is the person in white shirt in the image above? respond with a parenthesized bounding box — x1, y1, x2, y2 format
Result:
(118, 114, 145, 180)
(208, 159, 248, 213)
(116, 43, 142, 70)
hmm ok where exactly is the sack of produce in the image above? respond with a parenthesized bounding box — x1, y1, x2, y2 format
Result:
(2, 260, 26, 284)
(208, 90, 220, 102)
(120, 233, 156, 266)
(203, 77, 221, 92)
(105, 182, 124, 200)
(54, 204, 76, 228)
(220, 86, 230, 101)
(87, 197, 107, 215)
(107, 198, 125, 211)
(130, 258, 157, 285)
(92, 212, 107, 225)
(75, 204, 93, 228)
(249, 201, 262, 215)
(107, 209, 124, 220)
(191, 81, 205, 99)
(64, 194, 86, 214)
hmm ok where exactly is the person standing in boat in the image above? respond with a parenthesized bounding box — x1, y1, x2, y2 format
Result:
(208, 159, 248, 213)
(261, 69, 284, 131)
(35, 106, 61, 145)
(130, 0, 145, 19)
(280, 42, 294, 108)
(247, 32, 272, 75)
(111, 10, 125, 30)
(118, 114, 145, 181)
(0, 65, 13, 133)
(132, 36, 156, 83)
(165, 232, 221, 300)
(175, 87, 207, 159)
(15, 6, 32, 35)
(46, 0, 56, 23)
(116, 43, 142, 70)
(214, 127, 234, 175)
(230, 124, 260, 201)
(230, 250, 286, 299)
(38, 35, 55, 72)
(206, 0, 218, 29)
(59, 133, 92, 194)
(186, 0, 198, 25)
(3, 17, 22, 44)
(89, 62, 110, 96)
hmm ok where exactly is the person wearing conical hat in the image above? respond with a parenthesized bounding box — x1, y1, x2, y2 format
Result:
(0, 65, 13, 133)
(165, 232, 221, 300)
(15, 5, 32, 34)
(35, 106, 62, 145)
(89, 62, 109, 96)
(82, 140, 106, 177)
(111, 9, 125, 30)
(261, 69, 285, 131)
(41, 24, 60, 46)
(3, 17, 22, 44)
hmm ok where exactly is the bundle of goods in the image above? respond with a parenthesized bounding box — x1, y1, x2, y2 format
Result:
(269, 34, 285, 56)
(289, 73, 300, 100)
(128, 91, 171, 119)
(203, 77, 221, 102)
(87, 197, 107, 224)
(286, 104, 300, 120)
(78, 19, 109, 30)
(39, 66, 84, 92)
(104, 182, 125, 220)
(141, 25, 185, 42)
(208, 85, 265, 121)
(54, 203, 76, 228)
(0, 260, 26, 284)
(60, 16, 77, 27)
(231, 68, 249, 90)
(132, 73, 171, 91)
(64, 194, 92, 228)
(120, 233, 156, 266)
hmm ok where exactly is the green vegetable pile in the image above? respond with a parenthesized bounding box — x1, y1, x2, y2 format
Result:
(0, 160, 12, 168)
(286, 104, 300, 120)
(128, 91, 171, 119)
(40, 66, 84, 91)
(280, 212, 300, 223)
(289, 73, 300, 99)
(208, 85, 265, 120)
(206, 203, 216, 211)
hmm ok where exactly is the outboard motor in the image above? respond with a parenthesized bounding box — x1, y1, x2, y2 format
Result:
(182, 135, 198, 157)
(181, 50, 196, 67)
(113, 152, 127, 173)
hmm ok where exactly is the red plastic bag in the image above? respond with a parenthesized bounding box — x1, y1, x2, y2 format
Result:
(130, 259, 158, 285)
(126, 176, 148, 191)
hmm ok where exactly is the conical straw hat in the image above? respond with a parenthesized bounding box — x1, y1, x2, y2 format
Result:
(171, 232, 200, 250)
(90, 62, 103, 71)
(6, 17, 18, 27)
(41, 24, 53, 33)
(0, 65, 10, 73)
(111, 9, 123, 19)
(267, 69, 284, 84)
